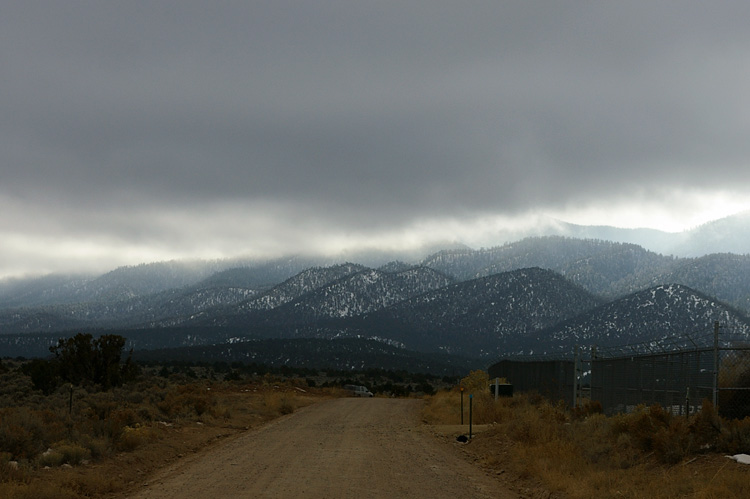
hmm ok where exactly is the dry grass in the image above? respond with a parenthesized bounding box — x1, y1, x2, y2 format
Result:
(262, 390, 298, 416)
(423, 389, 750, 498)
(0, 365, 332, 499)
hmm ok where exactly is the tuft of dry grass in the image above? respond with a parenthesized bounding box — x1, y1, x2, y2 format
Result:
(263, 391, 298, 416)
(423, 389, 750, 498)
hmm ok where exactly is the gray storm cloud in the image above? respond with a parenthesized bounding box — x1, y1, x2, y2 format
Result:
(2, 1, 750, 276)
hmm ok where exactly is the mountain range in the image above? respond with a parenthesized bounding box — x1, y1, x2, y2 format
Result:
(516, 210, 750, 258)
(1, 213, 750, 372)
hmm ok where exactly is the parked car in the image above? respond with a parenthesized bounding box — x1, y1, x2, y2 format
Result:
(343, 384, 373, 397)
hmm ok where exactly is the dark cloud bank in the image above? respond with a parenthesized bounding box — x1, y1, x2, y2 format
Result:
(2, 2, 750, 276)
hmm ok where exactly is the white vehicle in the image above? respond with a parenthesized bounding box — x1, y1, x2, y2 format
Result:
(343, 384, 373, 397)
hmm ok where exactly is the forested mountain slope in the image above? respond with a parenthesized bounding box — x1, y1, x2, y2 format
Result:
(421, 237, 676, 297)
(522, 284, 750, 355)
(308, 267, 604, 357)
(189, 265, 455, 328)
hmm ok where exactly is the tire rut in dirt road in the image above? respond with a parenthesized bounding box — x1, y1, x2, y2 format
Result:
(129, 398, 515, 498)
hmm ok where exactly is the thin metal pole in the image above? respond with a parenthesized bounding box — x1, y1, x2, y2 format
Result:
(713, 321, 720, 408)
(590, 345, 597, 410)
(469, 394, 473, 439)
(573, 345, 579, 409)
(460, 388, 464, 425)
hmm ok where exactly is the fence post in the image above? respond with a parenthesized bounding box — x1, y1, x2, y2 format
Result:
(590, 345, 597, 409)
(460, 387, 464, 425)
(713, 321, 720, 408)
(573, 345, 579, 409)
(469, 394, 473, 439)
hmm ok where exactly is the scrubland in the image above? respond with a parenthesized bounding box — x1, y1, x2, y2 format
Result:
(0, 361, 323, 499)
(423, 385, 750, 498)
(4, 358, 750, 499)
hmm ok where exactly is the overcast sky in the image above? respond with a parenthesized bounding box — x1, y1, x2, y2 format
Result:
(2, 1, 750, 278)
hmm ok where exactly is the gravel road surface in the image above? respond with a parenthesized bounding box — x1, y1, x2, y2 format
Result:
(129, 398, 515, 498)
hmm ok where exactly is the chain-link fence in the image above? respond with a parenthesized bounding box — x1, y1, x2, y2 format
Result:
(718, 346, 750, 419)
(489, 359, 576, 407)
(488, 323, 750, 419)
(589, 348, 714, 416)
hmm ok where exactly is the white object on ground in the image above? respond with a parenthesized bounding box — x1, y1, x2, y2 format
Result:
(727, 454, 750, 465)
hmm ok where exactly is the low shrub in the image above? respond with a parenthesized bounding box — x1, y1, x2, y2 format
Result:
(263, 391, 296, 416)
(36, 443, 90, 468)
(572, 399, 603, 419)
(36, 449, 63, 468)
(116, 424, 153, 452)
(78, 434, 109, 460)
(57, 442, 91, 465)
(421, 391, 462, 425)
(0, 452, 29, 484)
(652, 416, 695, 464)
(157, 384, 217, 418)
(717, 417, 750, 454)
(689, 400, 722, 446)
(0, 408, 46, 460)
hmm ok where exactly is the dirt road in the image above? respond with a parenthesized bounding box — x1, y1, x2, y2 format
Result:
(130, 398, 515, 498)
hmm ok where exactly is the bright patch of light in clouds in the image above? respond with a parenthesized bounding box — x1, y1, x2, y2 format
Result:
(2, 233, 163, 277)
(554, 190, 750, 232)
